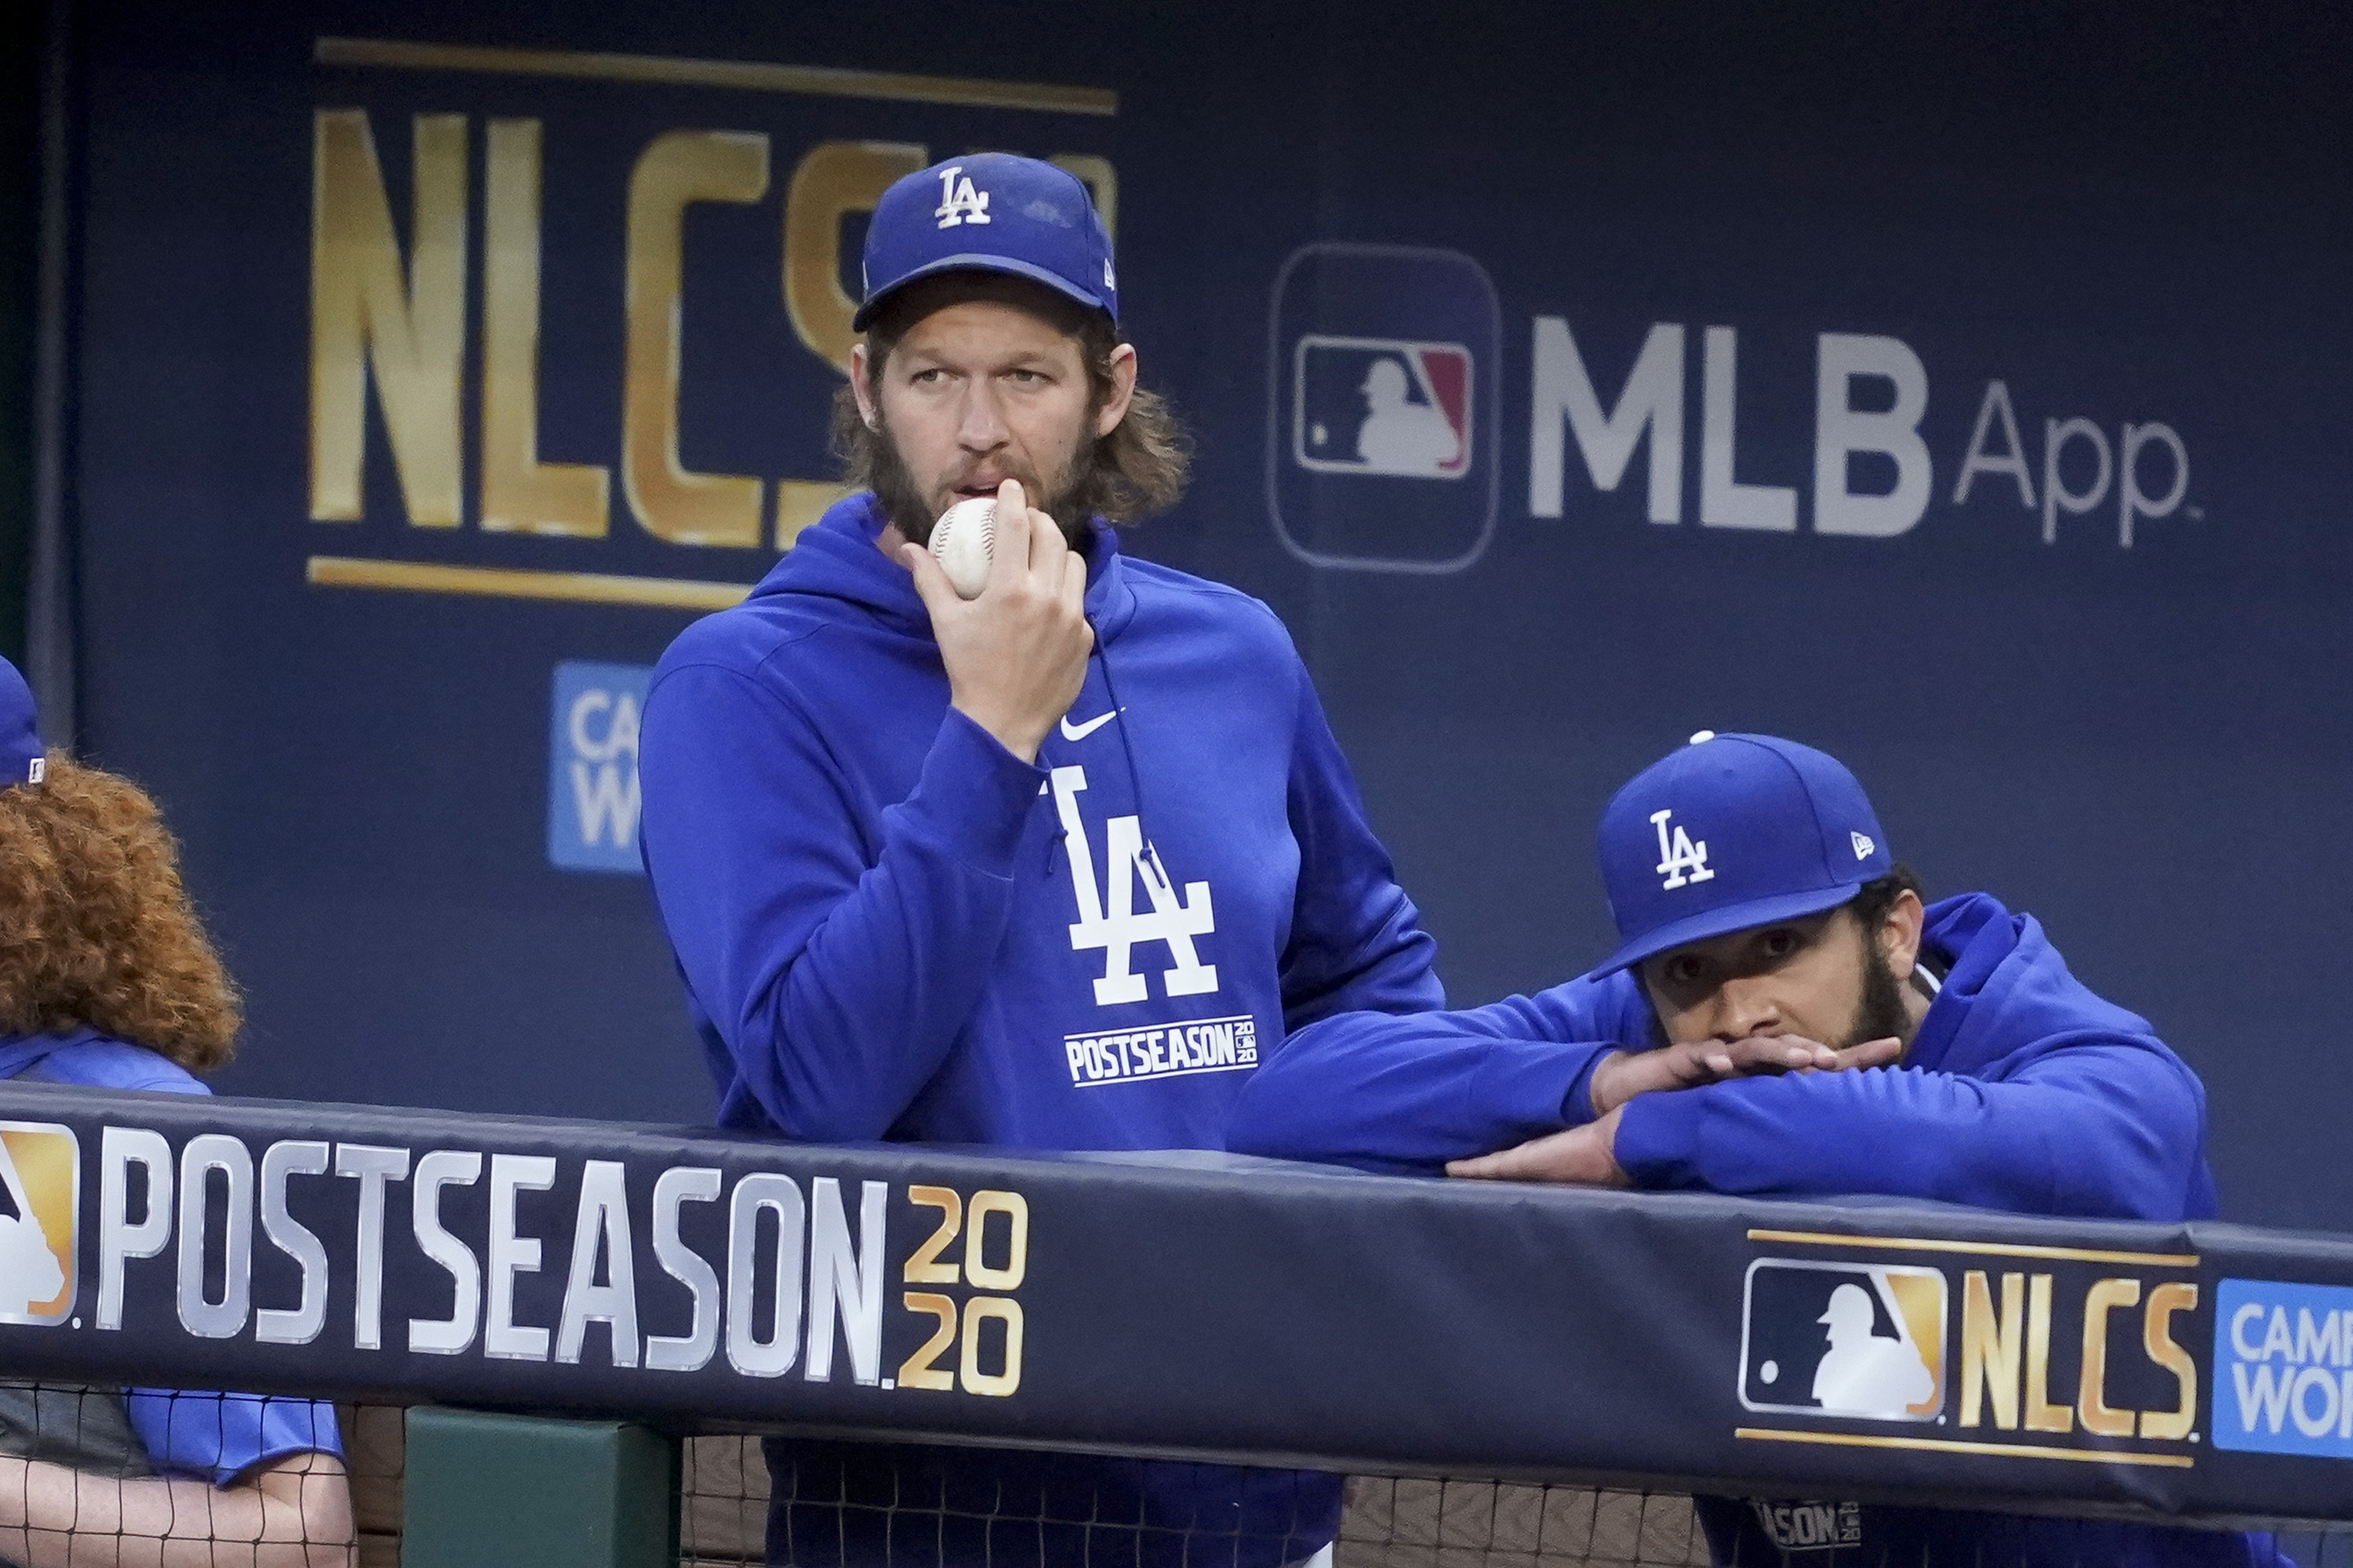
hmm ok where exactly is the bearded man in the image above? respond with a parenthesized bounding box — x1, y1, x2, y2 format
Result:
(637, 155, 1440, 1568)
(1230, 730, 2283, 1567)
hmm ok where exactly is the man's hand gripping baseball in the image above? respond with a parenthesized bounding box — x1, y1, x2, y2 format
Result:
(902, 478, 1093, 764)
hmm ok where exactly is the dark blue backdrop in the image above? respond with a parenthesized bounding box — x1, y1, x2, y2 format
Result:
(61, 2, 2353, 1229)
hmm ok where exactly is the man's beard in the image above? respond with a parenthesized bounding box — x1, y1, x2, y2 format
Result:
(1845, 931, 1915, 1050)
(869, 419, 1101, 550)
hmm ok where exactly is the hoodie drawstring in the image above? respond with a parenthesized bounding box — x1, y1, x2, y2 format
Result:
(1043, 620, 1147, 880)
(1096, 637, 1151, 840)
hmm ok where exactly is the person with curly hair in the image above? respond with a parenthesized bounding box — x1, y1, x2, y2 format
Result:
(0, 653, 355, 1567)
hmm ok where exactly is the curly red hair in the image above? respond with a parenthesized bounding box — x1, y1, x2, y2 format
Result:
(0, 755, 240, 1072)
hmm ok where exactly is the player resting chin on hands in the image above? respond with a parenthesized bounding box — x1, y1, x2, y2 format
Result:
(1229, 731, 2279, 1568)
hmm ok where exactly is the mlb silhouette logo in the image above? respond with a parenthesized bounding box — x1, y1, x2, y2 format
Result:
(0, 1123, 78, 1326)
(1740, 1259, 1945, 1422)
(548, 661, 651, 875)
(1292, 338, 1473, 480)
(1267, 244, 1500, 574)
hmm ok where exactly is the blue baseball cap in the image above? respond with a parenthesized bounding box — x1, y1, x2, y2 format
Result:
(0, 655, 45, 791)
(1594, 732, 1891, 975)
(853, 153, 1117, 331)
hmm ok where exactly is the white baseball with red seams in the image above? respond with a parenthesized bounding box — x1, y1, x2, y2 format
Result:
(929, 497, 996, 600)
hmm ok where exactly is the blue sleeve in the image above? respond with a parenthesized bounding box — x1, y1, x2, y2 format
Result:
(21, 1042, 206, 1095)
(1228, 972, 1653, 1172)
(1613, 1040, 2211, 1220)
(123, 1390, 342, 1487)
(1274, 669, 1443, 1032)
(639, 662, 1045, 1143)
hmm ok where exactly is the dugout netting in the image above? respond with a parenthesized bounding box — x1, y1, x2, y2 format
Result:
(678, 1439, 2353, 1568)
(676, 1439, 1721, 1568)
(361, 1408, 1728, 1568)
(3, 1390, 2351, 1567)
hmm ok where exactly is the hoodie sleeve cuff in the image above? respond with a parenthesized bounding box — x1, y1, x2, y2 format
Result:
(1468, 1042, 1615, 1134)
(1566, 1052, 1608, 1125)
(1614, 1090, 1707, 1188)
(903, 710, 1050, 879)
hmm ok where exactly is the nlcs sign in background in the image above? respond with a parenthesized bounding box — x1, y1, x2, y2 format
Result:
(57, 5, 2353, 1232)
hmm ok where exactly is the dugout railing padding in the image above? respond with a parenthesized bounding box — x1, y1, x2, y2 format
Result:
(2, 1081, 2350, 1537)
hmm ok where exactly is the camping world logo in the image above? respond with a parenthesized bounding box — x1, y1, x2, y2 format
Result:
(2212, 1278, 2353, 1458)
(1741, 1259, 1946, 1421)
(548, 660, 649, 875)
(0, 1122, 77, 1325)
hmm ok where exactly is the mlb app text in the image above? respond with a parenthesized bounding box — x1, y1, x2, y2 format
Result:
(1530, 320, 2191, 551)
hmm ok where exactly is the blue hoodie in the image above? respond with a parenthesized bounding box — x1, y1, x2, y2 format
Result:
(1231, 894, 2212, 1216)
(1231, 896, 2283, 1566)
(638, 493, 1441, 1566)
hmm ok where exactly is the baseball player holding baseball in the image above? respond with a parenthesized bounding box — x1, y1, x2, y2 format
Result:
(1230, 732, 2285, 1566)
(638, 154, 1441, 1568)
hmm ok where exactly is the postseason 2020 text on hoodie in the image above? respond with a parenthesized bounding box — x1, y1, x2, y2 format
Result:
(1229, 895, 2288, 1568)
(636, 493, 1441, 1568)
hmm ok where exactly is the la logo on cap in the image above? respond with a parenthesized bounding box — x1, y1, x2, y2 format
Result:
(933, 164, 992, 229)
(1651, 808, 1715, 891)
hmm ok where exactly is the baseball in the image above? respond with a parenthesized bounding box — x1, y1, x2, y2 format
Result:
(929, 497, 996, 600)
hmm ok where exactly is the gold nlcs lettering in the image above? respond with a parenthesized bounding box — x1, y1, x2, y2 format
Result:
(1960, 1271, 2197, 1441)
(308, 111, 1114, 549)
